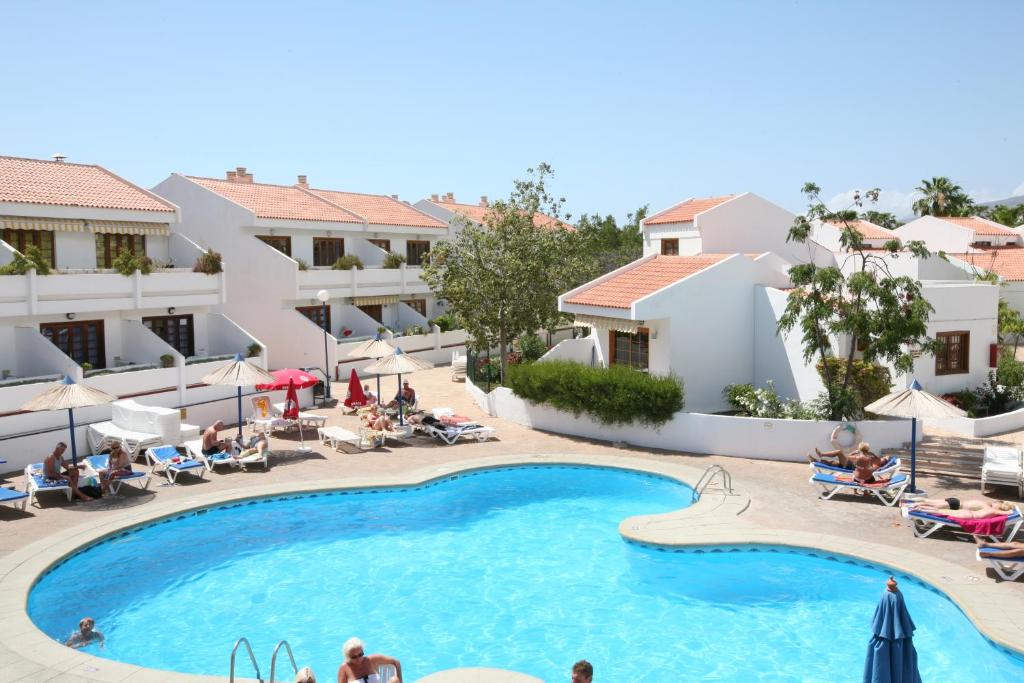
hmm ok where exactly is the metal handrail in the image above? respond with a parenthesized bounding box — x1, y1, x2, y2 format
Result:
(269, 640, 299, 683)
(229, 637, 262, 683)
(692, 464, 733, 502)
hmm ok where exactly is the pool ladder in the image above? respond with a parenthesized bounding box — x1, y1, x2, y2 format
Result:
(229, 637, 300, 683)
(692, 464, 733, 502)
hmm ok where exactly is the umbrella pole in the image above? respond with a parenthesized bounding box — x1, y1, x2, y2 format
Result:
(236, 386, 244, 440)
(67, 407, 78, 466)
(376, 374, 381, 406)
(910, 416, 918, 494)
(397, 373, 404, 426)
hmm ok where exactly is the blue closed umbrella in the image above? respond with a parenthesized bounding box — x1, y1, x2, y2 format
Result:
(864, 578, 922, 683)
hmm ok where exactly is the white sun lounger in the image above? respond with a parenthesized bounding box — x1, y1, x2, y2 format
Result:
(981, 446, 1023, 497)
(419, 421, 496, 445)
(810, 458, 901, 477)
(185, 440, 269, 471)
(977, 548, 1024, 581)
(0, 486, 29, 510)
(809, 472, 909, 506)
(317, 426, 361, 450)
(23, 463, 72, 506)
(84, 454, 150, 494)
(273, 402, 327, 429)
(146, 445, 207, 485)
(901, 505, 1023, 542)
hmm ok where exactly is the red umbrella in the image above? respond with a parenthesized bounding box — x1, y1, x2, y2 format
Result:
(282, 378, 300, 420)
(255, 368, 319, 391)
(344, 369, 367, 409)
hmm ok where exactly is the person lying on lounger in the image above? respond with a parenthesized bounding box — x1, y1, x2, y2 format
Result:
(810, 439, 890, 470)
(913, 501, 1014, 519)
(99, 442, 133, 494)
(909, 497, 1011, 512)
(231, 432, 269, 460)
(974, 540, 1024, 558)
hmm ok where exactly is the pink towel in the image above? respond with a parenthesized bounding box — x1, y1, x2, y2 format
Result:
(441, 415, 472, 426)
(951, 515, 1008, 536)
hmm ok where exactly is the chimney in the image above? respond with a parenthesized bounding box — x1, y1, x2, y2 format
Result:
(52, 153, 67, 163)
(390, 194, 399, 200)
(445, 192, 455, 203)
(479, 195, 488, 207)
(296, 174, 308, 188)
(227, 166, 253, 183)
(430, 193, 439, 202)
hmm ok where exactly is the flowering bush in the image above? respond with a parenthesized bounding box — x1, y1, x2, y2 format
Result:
(724, 381, 824, 420)
(972, 371, 1018, 416)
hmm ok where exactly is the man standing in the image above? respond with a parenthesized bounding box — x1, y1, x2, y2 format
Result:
(571, 660, 593, 683)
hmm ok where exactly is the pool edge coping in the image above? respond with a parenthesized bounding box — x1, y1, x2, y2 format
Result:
(0, 451, 1021, 682)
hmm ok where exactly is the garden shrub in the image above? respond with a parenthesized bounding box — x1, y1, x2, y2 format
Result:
(0, 245, 51, 275)
(816, 358, 892, 412)
(403, 324, 426, 336)
(508, 360, 684, 426)
(723, 381, 823, 419)
(996, 351, 1024, 396)
(382, 251, 406, 269)
(517, 334, 548, 362)
(296, 258, 309, 271)
(429, 312, 460, 332)
(332, 255, 364, 270)
(193, 250, 223, 274)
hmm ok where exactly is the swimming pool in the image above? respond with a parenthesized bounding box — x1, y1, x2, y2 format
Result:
(28, 465, 1024, 681)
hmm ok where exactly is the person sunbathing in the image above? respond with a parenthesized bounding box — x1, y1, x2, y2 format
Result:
(909, 497, 1010, 512)
(974, 540, 1024, 558)
(913, 501, 1014, 519)
(99, 442, 133, 494)
(851, 454, 888, 485)
(232, 433, 268, 460)
(361, 405, 393, 432)
(810, 439, 890, 470)
(43, 442, 93, 502)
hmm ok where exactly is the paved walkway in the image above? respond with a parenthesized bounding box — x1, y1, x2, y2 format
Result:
(1, 367, 1022, 682)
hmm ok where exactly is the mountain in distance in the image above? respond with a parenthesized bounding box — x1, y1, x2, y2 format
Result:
(979, 194, 1024, 208)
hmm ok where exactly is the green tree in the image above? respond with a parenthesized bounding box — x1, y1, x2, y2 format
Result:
(779, 183, 938, 420)
(984, 204, 1024, 227)
(421, 163, 589, 380)
(912, 176, 975, 217)
(575, 206, 646, 276)
(860, 210, 902, 230)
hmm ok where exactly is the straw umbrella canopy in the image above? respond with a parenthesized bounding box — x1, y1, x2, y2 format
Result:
(202, 354, 276, 439)
(364, 348, 434, 425)
(347, 334, 395, 405)
(865, 379, 966, 493)
(21, 375, 117, 465)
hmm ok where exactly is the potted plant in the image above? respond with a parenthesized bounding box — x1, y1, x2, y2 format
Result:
(247, 342, 262, 358)
(193, 250, 223, 274)
(81, 361, 93, 372)
(160, 354, 175, 368)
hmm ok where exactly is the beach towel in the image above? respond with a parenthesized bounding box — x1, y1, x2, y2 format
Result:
(440, 414, 472, 426)
(953, 515, 1008, 536)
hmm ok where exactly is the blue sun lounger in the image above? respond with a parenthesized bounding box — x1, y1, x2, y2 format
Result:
(23, 464, 72, 506)
(84, 454, 150, 494)
(901, 505, 1022, 542)
(0, 486, 29, 510)
(810, 458, 901, 477)
(146, 445, 206, 485)
(809, 472, 909, 506)
(977, 548, 1024, 581)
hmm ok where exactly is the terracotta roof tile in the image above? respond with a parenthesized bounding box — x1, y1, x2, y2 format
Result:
(312, 189, 446, 229)
(0, 155, 175, 213)
(564, 254, 730, 309)
(430, 200, 572, 230)
(188, 176, 362, 224)
(644, 195, 736, 226)
(951, 246, 1024, 281)
(828, 219, 898, 240)
(939, 216, 1018, 237)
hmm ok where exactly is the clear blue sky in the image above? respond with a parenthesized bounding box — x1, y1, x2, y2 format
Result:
(2, 1, 1021, 221)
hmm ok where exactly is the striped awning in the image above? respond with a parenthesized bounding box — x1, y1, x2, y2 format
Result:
(353, 294, 399, 306)
(88, 220, 169, 236)
(0, 216, 85, 232)
(572, 313, 643, 334)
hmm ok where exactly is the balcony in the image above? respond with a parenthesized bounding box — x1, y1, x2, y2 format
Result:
(0, 268, 225, 317)
(295, 264, 431, 300)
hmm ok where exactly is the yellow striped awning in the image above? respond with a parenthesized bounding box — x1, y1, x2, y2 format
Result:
(572, 313, 643, 334)
(88, 220, 169, 236)
(0, 216, 85, 232)
(353, 294, 400, 306)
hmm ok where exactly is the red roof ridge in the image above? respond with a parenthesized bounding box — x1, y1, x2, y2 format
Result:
(644, 194, 738, 226)
(295, 187, 368, 223)
(312, 187, 447, 229)
(564, 253, 732, 309)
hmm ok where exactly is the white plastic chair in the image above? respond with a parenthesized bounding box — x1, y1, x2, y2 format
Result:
(378, 664, 397, 682)
(981, 446, 1023, 497)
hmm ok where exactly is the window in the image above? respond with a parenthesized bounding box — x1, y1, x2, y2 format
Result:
(357, 304, 383, 323)
(256, 235, 292, 257)
(296, 305, 331, 332)
(368, 238, 391, 252)
(95, 234, 145, 268)
(403, 299, 427, 317)
(143, 314, 194, 357)
(406, 240, 431, 266)
(661, 238, 679, 256)
(40, 320, 105, 369)
(935, 331, 969, 375)
(313, 238, 345, 267)
(3, 229, 55, 266)
(609, 327, 649, 370)
(972, 241, 993, 247)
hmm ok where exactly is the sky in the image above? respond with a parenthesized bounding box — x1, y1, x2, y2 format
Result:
(1, 0, 1022, 222)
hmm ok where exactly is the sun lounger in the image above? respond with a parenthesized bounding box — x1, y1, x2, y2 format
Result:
(84, 454, 150, 494)
(184, 440, 268, 471)
(317, 426, 361, 450)
(809, 472, 909, 506)
(981, 446, 1023, 497)
(418, 420, 496, 445)
(901, 505, 1023, 542)
(272, 402, 327, 429)
(977, 547, 1024, 581)
(358, 426, 411, 449)
(146, 445, 207, 485)
(0, 486, 29, 510)
(809, 458, 901, 477)
(23, 464, 72, 506)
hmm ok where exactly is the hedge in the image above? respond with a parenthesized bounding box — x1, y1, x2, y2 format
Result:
(507, 360, 684, 426)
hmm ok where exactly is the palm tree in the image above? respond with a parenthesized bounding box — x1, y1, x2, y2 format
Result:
(985, 204, 1024, 227)
(912, 177, 975, 217)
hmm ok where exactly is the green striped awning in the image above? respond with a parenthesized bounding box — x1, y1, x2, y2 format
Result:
(353, 294, 399, 306)
(88, 220, 169, 236)
(0, 215, 85, 232)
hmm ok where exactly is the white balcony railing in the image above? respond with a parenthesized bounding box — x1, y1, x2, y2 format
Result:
(296, 264, 431, 299)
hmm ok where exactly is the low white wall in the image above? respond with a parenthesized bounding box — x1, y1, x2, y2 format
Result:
(541, 338, 595, 364)
(468, 383, 917, 461)
(929, 406, 1024, 438)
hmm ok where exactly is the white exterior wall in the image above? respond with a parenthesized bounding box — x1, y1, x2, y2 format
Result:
(753, 286, 826, 402)
(642, 224, 701, 257)
(896, 217, 973, 253)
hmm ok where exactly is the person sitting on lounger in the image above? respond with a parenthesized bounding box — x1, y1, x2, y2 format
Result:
(913, 500, 1014, 519)
(43, 442, 93, 502)
(851, 454, 887, 485)
(232, 432, 269, 460)
(202, 420, 229, 456)
(387, 381, 416, 411)
(974, 539, 1024, 558)
(65, 617, 104, 649)
(909, 497, 1011, 512)
(811, 438, 890, 470)
(363, 384, 377, 404)
(99, 442, 133, 494)
(361, 404, 393, 432)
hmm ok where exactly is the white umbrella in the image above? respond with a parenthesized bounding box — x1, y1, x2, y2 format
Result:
(364, 348, 434, 425)
(21, 376, 117, 465)
(202, 354, 277, 439)
(865, 379, 967, 493)
(347, 333, 394, 405)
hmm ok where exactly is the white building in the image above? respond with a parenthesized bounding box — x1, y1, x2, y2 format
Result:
(554, 194, 998, 413)
(153, 168, 455, 375)
(0, 155, 261, 463)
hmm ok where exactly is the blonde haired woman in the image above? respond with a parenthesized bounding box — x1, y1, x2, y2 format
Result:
(337, 637, 401, 683)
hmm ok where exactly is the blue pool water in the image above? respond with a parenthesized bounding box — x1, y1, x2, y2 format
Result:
(28, 465, 1024, 681)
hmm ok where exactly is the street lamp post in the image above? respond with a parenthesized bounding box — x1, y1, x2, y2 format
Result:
(316, 289, 331, 400)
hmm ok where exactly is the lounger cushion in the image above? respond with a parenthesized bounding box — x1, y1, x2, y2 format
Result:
(0, 487, 28, 502)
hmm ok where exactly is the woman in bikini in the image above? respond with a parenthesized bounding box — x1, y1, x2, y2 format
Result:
(337, 637, 401, 683)
(100, 442, 132, 494)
